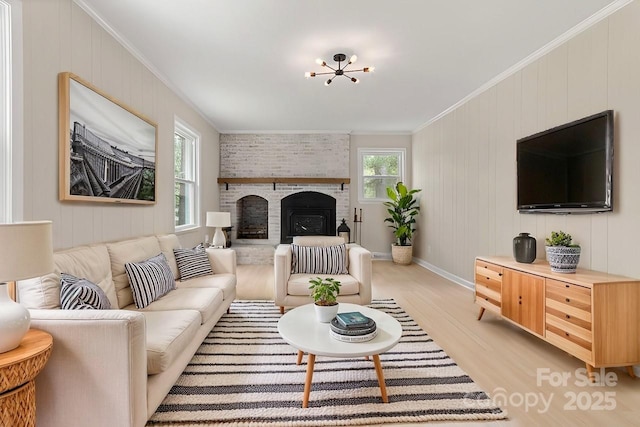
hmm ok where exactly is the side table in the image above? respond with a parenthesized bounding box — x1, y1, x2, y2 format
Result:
(0, 329, 53, 427)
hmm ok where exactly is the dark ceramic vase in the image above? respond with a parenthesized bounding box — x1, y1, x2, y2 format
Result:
(513, 232, 536, 263)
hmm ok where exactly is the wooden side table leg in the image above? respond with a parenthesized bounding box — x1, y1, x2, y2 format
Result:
(586, 363, 596, 383)
(372, 354, 389, 403)
(296, 350, 304, 365)
(477, 307, 485, 320)
(626, 366, 636, 378)
(302, 354, 316, 408)
(280, 306, 285, 315)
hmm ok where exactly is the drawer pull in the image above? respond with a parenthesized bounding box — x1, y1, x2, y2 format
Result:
(566, 332, 570, 337)
(486, 277, 490, 280)
(566, 284, 570, 288)
(519, 301, 522, 305)
(566, 298, 570, 303)
(566, 315, 571, 319)
(498, 273, 503, 277)
(485, 298, 489, 301)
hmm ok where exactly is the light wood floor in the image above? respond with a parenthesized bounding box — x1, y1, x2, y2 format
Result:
(236, 261, 639, 427)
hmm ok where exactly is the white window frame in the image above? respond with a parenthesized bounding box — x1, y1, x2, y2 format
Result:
(0, 0, 15, 222)
(174, 118, 200, 232)
(357, 148, 406, 203)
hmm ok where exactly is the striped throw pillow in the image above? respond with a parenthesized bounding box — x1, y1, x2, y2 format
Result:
(173, 244, 214, 281)
(125, 253, 176, 309)
(60, 273, 111, 310)
(291, 243, 348, 275)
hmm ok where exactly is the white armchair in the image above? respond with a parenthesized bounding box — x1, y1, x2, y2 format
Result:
(274, 236, 372, 313)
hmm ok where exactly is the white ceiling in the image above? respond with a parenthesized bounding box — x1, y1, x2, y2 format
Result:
(77, 0, 622, 134)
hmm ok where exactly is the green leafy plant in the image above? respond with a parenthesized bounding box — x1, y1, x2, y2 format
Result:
(384, 182, 422, 246)
(308, 277, 341, 306)
(545, 231, 580, 248)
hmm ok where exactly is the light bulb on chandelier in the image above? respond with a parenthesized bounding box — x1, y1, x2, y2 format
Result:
(305, 53, 374, 85)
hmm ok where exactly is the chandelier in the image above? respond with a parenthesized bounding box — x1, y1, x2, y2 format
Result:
(305, 53, 375, 86)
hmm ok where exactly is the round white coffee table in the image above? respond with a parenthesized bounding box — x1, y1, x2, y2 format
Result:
(277, 303, 402, 408)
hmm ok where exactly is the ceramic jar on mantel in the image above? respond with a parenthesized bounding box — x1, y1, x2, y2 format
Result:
(513, 233, 536, 263)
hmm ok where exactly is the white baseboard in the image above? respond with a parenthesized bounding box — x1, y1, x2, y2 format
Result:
(412, 257, 475, 290)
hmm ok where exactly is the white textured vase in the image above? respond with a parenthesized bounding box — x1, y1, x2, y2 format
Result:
(314, 303, 339, 323)
(0, 284, 31, 353)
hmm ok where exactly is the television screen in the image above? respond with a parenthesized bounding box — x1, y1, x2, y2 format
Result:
(517, 110, 613, 213)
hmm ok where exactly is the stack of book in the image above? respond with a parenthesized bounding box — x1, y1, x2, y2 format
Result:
(329, 311, 377, 342)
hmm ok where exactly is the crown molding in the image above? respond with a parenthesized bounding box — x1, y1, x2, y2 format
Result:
(413, 0, 634, 134)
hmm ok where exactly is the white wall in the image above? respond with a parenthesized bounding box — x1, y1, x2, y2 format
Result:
(412, 1, 640, 283)
(349, 134, 412, 254)
(21, 0, 220, 249)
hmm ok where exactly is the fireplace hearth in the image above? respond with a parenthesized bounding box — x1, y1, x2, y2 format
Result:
(281, 192, 336, 243)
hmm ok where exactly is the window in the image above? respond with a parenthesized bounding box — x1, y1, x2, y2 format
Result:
(358, 148, 405, 202)
(174, 120, 199, 230)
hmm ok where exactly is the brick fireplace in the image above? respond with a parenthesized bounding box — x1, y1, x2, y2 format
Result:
(219, 134, 350, 251)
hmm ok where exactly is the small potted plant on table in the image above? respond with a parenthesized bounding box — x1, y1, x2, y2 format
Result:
(309, 277, 341, 323)
(545, 231, 581, 273)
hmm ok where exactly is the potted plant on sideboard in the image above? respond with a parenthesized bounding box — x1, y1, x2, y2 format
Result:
(309, 277, 341, 322)
(384, 182, 422, 265)
(545, 230, 581, 273)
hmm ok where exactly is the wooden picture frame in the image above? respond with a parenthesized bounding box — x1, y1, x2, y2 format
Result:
(58, 72, 158, 204)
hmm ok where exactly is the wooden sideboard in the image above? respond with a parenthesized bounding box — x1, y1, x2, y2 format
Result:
(475, 256, 640, 378)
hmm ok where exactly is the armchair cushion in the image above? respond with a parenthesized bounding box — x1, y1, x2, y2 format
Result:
(287, 274, 359, 296)
(291, 243, 348, 275)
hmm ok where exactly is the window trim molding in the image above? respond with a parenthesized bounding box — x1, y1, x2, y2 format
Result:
(357, 147, 406, 203)
(174, 117, 200, 232)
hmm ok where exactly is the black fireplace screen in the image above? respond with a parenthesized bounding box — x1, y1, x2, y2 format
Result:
(281, 192, 336, 243)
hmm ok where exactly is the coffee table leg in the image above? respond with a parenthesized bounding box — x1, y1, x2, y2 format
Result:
(302, 353, 316, 408)
(296, 350, 304, 365)
(372, 354, 389, 403)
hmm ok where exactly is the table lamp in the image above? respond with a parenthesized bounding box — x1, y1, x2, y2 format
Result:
(0, 221, 54, 353)
(206, 212, 231, 248)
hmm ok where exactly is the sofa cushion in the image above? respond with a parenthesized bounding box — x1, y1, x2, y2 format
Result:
(157, 234, 181, 280)
(18, 244, 117, 309)
(125, 254, 176, 309)
(125, 287, 223, 325)
(287, 274, 359, 296)
(291, 243, 348, 275)
(60, 273, 111, 310)
(140, 310, 201, 375)
(107, 236, 163, 308)
(173, 244, 214, 280)
(176, 273, 236, 300)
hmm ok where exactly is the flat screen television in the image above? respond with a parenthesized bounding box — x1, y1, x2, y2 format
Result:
(517, 110, 613, 214)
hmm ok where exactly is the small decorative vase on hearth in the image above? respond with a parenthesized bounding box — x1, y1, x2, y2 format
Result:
(513, 232, 536, 263)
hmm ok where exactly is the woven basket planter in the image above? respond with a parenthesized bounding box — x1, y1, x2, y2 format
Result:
(545, 246, 581, 273)
(391, 245, 413, 265)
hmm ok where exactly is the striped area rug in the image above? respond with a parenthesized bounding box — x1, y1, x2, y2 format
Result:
(147, 299, 506, 426)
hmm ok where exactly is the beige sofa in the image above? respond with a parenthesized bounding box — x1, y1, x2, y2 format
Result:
(274, 236, 372, 313)
(18, 234, 236, 427)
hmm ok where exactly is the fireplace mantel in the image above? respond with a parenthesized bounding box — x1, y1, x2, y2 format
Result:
(218, 177, 350, 190)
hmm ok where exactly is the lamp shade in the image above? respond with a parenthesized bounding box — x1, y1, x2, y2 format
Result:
(206, 212, 231, 228)
(0, 221, 54, 283)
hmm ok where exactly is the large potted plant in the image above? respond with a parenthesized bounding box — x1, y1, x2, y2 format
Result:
(545, 230, 581, 273)
(309, 277, 341, 322)
(384, 182, 422, 265)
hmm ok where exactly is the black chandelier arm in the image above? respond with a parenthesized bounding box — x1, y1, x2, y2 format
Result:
(343, 67, 367, 73)
(310, 70, 337, 77)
